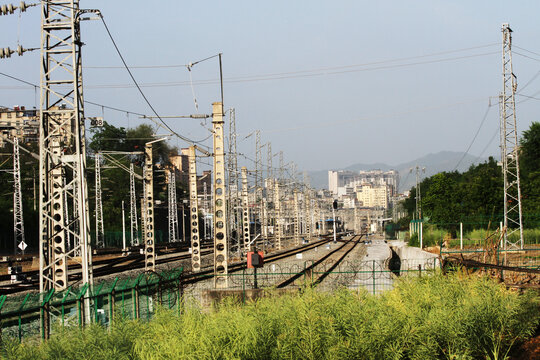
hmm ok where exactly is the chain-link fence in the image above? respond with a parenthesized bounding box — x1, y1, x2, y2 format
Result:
(0, 268, 183, 341)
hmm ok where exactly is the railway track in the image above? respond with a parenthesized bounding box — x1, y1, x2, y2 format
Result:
(0, 235, 343, 295)
(276, 234, 362, 288)
(182, 234, 353, 286)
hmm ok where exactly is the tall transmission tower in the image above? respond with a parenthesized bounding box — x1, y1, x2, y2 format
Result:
(39, 0, 93, 292)
(95, 153, 104, 248)
(129, 163, 139, 246)
(168, 171, 179, 242)
(13, 137, 26, 255)
(500, 23, 524, 249)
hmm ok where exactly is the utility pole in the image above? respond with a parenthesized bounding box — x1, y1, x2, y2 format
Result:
(129, 163, 139, 246)
(143, 139, 167, 272)
(13, 137, 25, 255)
(255, 131, 263, 240)
(500, 23, 524, 250)
(241, 167, 250, 252)
(411, 165, 425, 233)
(121, 200, 126, 250)
(188, 146, 201, 271)
(303, 172, 311, 239)
(95, 153, 104, 248)
(266, 143, 273, 242)
(212, 102, 228, 288)
(39, 0, 93, 292)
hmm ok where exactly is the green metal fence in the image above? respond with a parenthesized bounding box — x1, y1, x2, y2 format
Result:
(0, 268, 183, 341)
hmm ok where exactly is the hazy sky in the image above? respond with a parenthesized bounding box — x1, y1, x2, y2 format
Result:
(1, 1, 540, 172)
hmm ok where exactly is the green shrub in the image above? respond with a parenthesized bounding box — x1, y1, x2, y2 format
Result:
(2, 275, 538, 360)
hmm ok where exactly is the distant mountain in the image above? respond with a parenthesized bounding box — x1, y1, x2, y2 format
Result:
(308, 151, 489, 192)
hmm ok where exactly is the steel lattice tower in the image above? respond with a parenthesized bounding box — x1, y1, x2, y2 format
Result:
(499, 23, 524, 249)
(168, 171, 179, 242)
(129, 163, 139, 246)
(39, 0, 92, 291)
(13, 137, 26, 255)
(95, 153, 104, 248)
(226, 108, 240, 254)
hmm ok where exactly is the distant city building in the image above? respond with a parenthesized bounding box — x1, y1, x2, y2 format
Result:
(328, 170, 399, 197)
(0, 104, 72, 147)
(356, 183, 388, 209)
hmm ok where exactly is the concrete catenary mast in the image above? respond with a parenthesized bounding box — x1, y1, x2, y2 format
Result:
(212, 102, 228, 288)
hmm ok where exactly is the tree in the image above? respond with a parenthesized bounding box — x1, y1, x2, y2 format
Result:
(520, 122, 540, 225)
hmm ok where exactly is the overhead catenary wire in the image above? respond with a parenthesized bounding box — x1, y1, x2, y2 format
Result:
(64, 51, 500, 90)
(98, 14, 210, 150)
(0, 71, 147, 116)
(474, 126, 500, 164)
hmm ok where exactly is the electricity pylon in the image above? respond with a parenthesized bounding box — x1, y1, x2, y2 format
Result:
(499, 23, 524, 249)
(39, 0, 93, 292)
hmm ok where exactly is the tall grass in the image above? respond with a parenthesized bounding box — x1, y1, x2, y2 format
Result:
(1, 275, 538, 360)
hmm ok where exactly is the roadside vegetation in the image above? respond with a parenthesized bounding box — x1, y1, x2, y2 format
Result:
(398, 122, 540, 247)
(1, 274, 538, 360)
(409, 226, 540, 248)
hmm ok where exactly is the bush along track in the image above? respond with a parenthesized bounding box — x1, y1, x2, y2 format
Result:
(1, 274, 539, 360)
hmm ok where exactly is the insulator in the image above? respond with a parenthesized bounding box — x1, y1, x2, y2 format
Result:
(19, 1, 27, 12)
(16, 45, 23, 56)
(0, 3, 15, 15)
(0, 47, 13, 59)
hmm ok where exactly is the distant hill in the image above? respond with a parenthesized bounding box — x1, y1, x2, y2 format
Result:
(308, 151, 489, 192)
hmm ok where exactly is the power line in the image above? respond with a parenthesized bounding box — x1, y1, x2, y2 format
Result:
(453, 101, 493, 171)
(23, 51, 499, 90)
(84, 43, 497, 71)
(0, 71, 147, 116)
(98, 15, 205, 148)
